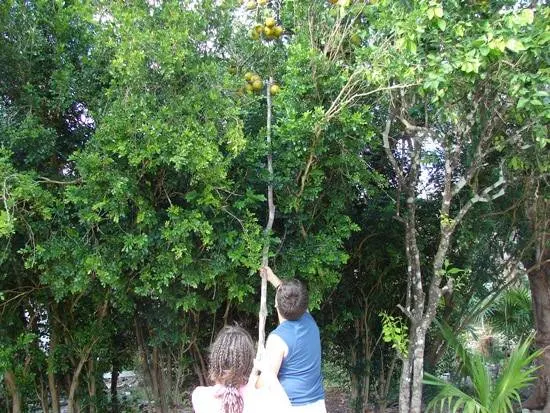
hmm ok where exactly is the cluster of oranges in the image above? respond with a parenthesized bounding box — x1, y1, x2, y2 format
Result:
(241, 72, 281, 95)
(237, 1, 282, 96)
(243, 0, 283, 41)
(244, 72, 263, 93)
(251, 17, 284, 41)
(328, 0, 351, 5)
(246, 0, 267, 9)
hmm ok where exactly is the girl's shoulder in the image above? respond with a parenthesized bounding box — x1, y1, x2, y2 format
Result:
(191, 385, 221, 413)
(192, 385, 214, 398)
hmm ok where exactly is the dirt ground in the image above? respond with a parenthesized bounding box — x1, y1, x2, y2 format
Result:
(324, 388, 400, 413)
(325, 387, 352, 413)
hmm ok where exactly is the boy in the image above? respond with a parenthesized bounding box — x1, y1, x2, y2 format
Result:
(259, 266, 326, 413)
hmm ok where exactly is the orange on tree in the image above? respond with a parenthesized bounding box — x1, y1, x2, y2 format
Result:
(269, 84, 281, 95)
(254, 24, 263, 34)
(264, 17, 276, 28)
(252, 80, 263, 90)
(273, 26, 283, 37)
(263, 26, 274, 39)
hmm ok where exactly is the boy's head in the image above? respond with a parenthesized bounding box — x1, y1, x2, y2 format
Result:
(275, 279, 308, 321)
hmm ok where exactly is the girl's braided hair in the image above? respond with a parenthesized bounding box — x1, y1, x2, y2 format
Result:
(209, 325, 255, 413)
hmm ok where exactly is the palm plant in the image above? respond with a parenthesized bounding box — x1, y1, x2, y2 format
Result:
(486, 285, 533, 340)
(423, 324, 541, 413)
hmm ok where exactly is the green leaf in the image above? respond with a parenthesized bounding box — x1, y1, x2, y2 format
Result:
(505, 39, 526, 53)
(517, 97, 529, 109)
(513, 9, 534, 26)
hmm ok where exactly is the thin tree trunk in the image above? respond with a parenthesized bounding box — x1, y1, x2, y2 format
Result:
(378, 352, 398, 413)
(48, 351, 60, 413)
(135, 317, 159, 404)
(37, 376, 50, 413)
(47, 309, 61, 413)
(88, 358, 96, 413)
(409, 327, 427, 413)
(192, 341, 207, 386)
(4, 370, 22, 413)
(111, 357, 120, 413)
(398, 353, 412, 413)
(166, 352, 173, 401)
(67, 346, 94, 413)
(524, 250, 550, 411)
(157, 355, 168, 413)
(350, 347, 360, 411)
(152, 346, 169, 413)
(350, 303, 377, 412)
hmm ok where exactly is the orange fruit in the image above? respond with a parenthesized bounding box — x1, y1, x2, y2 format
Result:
(252, 80, 263, 90)
(273, 26, 283, 37)
(270, 84, 281, 95)
(264, 17, 276, 28)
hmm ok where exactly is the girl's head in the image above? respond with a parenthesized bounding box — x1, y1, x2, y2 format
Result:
(208, 325, 255, 413)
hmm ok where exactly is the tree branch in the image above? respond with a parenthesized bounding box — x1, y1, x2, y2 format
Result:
(37, 177, 83, 185)
(450, 167, 507, 233)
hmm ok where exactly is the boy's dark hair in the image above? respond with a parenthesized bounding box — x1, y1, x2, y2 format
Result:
(275, 279, 308, 321)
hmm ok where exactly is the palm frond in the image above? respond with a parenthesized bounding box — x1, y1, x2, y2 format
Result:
(491, 334, 541, 412)
(425, 325, 541, 413)
(424, 373, 488, 413)
(488, 286, 533, 339)
(469, 353, 492, 407)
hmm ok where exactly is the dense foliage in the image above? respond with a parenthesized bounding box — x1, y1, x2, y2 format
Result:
(1, 0, 548, 412)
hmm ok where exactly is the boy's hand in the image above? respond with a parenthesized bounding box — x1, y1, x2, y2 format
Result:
(260, 266, 281, 288)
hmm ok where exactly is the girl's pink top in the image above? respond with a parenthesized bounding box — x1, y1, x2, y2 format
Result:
(192, 381, 290, 413)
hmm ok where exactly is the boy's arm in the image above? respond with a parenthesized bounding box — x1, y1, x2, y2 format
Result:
(261, 266, 281, 289)
(255, 334, 288, 388)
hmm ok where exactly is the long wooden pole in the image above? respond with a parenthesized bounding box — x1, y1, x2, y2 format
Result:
(258, 77, 275, 355)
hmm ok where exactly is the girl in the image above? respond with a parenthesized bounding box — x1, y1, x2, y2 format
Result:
(192, 325, 291, 413)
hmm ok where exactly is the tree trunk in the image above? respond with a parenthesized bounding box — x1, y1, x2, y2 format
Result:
(48, 362, 60, 413)
(37, 376, 50, 413)
(166, 353, 173, 407)
(398, 351, 412, 413)
(67, 352, 89, 413)
(409, 327, 427, 413)
(4, 370, 22, 413)
(350, 347, 369, 413)
(135, 316, 161, 407)
(87, 358, 96, 413)
(192, 341, 207, 386)
(67, 338, 97, 413)
(350, 312, 373, 413)
(377, 352, 398, 413)
(524, 250, 550, 411)
(152, 346, 169, 413)
(47, 310, 61, 413)
(111, 358, 120, 413)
